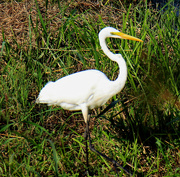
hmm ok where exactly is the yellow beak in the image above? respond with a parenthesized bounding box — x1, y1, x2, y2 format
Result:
(111, 31, 143, 42)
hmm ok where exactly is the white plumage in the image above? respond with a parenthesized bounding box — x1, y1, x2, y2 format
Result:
(36, 27, 142, 174)
(36, 27, 143, 123)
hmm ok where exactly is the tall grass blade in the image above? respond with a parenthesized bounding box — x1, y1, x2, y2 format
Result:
(35, 0, 47, 37)
(47, 139, 60, 177)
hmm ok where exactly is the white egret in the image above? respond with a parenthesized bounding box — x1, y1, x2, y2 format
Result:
(36, 27, 143, 175)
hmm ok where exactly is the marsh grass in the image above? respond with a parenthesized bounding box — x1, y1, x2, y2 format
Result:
(0, 0, 180, 176)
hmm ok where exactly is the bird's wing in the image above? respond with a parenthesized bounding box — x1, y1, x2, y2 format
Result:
(53, 70, 109, 104)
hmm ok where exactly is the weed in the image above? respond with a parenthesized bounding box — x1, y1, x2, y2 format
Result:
(0, 0, 179, 176)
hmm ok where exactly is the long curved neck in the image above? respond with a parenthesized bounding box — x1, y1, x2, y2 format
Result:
(100, 37, 127, 94)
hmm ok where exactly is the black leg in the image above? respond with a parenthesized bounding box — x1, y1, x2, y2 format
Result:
(83, 122, 90, 176)
(86, 119, 132, 176)
(85, 123, 89, 172)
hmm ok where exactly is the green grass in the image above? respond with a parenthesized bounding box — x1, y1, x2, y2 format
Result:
(0, 0, 180, 176)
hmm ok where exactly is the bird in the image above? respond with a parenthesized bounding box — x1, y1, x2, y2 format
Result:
(36, 27, 143, 175)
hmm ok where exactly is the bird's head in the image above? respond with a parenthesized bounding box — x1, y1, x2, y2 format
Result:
(99, 27, 143, 42)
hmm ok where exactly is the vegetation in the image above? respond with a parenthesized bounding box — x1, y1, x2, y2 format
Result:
(0, 0, 179, 176)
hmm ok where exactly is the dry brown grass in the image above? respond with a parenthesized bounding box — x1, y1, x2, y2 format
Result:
(1, 1, 179, 176)
(0, 0, 137, 49)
